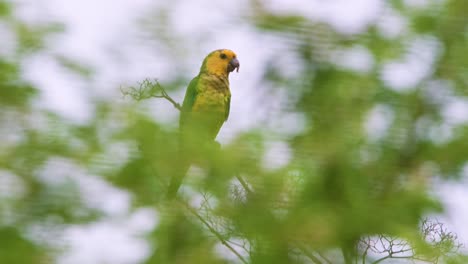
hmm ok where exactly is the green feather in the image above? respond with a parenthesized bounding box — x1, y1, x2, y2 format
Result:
(225, 96, 230, 121)
(179, 76, 199, 129)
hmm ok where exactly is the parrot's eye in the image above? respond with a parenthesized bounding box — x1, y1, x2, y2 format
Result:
(220, 53, 227, 59)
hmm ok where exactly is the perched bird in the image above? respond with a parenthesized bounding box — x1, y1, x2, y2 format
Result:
(167, 49, 240, 198)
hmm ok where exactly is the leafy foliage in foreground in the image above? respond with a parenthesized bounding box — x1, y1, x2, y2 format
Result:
(1, 0, 468, 263)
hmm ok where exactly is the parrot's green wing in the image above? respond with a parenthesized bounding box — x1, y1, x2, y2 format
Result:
(179, 75, 199, 128)
(169, 76, 199, 199)
(225, 95, 230, 121)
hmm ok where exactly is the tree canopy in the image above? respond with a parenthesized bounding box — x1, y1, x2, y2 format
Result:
(0, 0, 467, 263)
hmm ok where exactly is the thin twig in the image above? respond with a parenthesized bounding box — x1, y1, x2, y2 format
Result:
(236, 174, 253, 195)
(317, 251, 333, 264)
(295, 243, 323, 264)
(152, 82, 182, 111)
(178, 199, 248, 264)
(361, 219, 462, 264)
(121, 78, 182, 110)
(362, 242, 370, 264)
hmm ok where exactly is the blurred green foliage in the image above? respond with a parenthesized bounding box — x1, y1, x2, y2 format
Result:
(1, 0, 467, 263)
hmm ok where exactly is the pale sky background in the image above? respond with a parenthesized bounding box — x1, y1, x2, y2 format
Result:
(7, 0, 468, 263)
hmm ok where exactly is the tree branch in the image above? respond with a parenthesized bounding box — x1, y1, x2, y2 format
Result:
(361, 218, 462, 264)
(178, 198, 248, 264)
(317, 252, 333, 264)
(236, 174, 253, 195)
(121, 78, 181, 110)
(295, 243, 323, 264)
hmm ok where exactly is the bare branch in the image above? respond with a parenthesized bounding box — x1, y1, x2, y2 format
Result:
(178, 198, 249, 264)
(317, 251, 333, 264)
(294, 243, 323, 264)
(121, 78, 182, 110)
(361, 238, 371, 264)
(360, 218, 462, 264)
(236, 174, 253, 195)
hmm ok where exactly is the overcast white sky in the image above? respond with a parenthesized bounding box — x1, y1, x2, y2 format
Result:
(8, 0, 468, 263)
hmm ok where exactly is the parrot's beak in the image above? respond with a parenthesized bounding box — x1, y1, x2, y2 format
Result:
(228, 58, 240, 73)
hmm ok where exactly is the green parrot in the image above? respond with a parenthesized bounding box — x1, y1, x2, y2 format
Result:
(167, 49, 240, 198)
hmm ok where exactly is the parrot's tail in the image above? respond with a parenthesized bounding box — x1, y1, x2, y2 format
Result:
(166, 160, 190, 199)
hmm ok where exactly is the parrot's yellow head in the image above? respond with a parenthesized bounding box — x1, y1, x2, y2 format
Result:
(201, 49, 240, 76)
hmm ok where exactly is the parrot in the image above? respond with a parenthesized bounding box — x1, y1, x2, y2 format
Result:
(167, 49, 240, 198)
